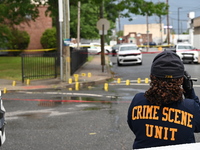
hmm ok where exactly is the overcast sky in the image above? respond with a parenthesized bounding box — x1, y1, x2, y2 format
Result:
(120, 0, 200, 33)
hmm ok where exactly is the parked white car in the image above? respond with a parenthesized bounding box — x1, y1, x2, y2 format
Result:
(117, 44, 142, 66)
(174, 43, 199, 64)
(87, 43, 111, 55)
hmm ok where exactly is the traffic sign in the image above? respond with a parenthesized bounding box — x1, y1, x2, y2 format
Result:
(96, 18, 110, 30)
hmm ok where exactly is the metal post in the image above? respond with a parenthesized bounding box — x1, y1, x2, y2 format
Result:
(58, 0, 63, 80)
(178, 7, 182, 41)
(166, 0, 170, 45)
(101, 24, 105, 72)
(77, 1, 81, 49)
(146, 14, 149, 52)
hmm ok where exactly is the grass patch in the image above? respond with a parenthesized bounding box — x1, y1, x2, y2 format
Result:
(0, 56, 58, 81)
(0, 55, 93, 81)
(0, 57, 22, 80)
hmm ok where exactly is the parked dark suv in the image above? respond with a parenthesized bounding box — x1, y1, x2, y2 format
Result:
(143, 42, 156, 48)
(111, 44, 121, 56)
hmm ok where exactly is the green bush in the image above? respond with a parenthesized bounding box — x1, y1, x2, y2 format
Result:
(40, 27, 56, 49)
(9, 29, 30, 56)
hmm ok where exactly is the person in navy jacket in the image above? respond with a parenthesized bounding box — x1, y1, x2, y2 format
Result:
(127, 51, 200, 149)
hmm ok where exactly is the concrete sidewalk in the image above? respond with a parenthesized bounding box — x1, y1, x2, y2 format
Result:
(0, 55, 113, 92)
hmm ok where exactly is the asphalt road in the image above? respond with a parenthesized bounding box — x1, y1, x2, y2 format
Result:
(1, 52, 200, 150)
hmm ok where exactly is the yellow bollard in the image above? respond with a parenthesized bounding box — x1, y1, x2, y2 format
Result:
(81, 73, 86, 76)
(158, 47, 162, 51)
(74, 75, 79, 82)
(3, 88, 7, 94)
(145, 78, 149, 84)
(117, 78, 121, 84)
(137, 78, 141, 84)
(68, 78, 73, 84)
(73, 74, 79, 82)
(88, 72, 92, 77)
(104, 83, 109, 91)
(73, 74, 78, 79)
(126, 80, 130, 85)
(68, 88, 72, 91)
(12, 81, 16, 86)
(75, 82, 79, 91)
(26, 79, 30, 85)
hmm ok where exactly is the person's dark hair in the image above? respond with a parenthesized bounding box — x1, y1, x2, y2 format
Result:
(145, 75, 184, 106)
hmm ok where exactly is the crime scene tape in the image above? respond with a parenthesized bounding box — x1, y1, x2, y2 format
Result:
(0, 48, 56, 52)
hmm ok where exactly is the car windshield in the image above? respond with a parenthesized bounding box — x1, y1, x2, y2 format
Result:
(177, 45, 193, 50)
(113, 45, 120, 49)
(120, 46, 138, 51)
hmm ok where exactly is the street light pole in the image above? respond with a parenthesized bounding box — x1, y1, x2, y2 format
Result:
(178, 7, 182, 41)
(166, 0, 170, 45)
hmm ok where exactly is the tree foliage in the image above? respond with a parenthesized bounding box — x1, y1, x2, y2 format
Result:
(32, 0, 168, 40)
(0, 0, 40, 26)
(0, 0, 169, 46)
(40, 27, 57, 49)
(0, 0, 40, 48)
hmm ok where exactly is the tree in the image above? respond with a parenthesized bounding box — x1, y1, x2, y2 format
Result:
(0, 0, 40, 48)
(70, 2, 100, 39)
(0, 0, 168, 47)
(117, 0, 168, 19)
(9, 29, 30, 55)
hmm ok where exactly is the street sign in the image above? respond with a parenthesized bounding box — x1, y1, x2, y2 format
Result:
(99, 30, 108, 35)
(96, 18, 110, 30)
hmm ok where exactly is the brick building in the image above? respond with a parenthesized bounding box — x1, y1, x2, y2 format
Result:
(192, 16, 200, 49)
(123, 23, 164, 45)
(16, 6, 52, 50)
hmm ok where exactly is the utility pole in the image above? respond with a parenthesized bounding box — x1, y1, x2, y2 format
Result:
(166, 0, 170, 44)
(146, 14, 149, 52)
(118, 14, 121, 32)
(62, 0, 70, 81)
(178, 7, 182, 41)
(117, 0, 121, 32)
(77, 1, 81, 49)
(159, 16, 163, 44)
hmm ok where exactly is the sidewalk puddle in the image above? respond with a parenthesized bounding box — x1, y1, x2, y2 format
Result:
(17, 112, 50, 119)
(53, 96, 117, 103)
(36, 96, 118, 108)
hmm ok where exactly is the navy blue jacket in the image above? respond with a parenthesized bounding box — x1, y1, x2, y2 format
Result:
(127, 89, 200, 149)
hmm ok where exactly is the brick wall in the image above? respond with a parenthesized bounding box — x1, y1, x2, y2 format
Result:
(17, 6, 52, 50)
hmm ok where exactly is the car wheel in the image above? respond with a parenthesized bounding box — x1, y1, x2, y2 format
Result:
(112, 50, 115, 56)
(106, 50, 109, 55)
(117, 59, 121, 66)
